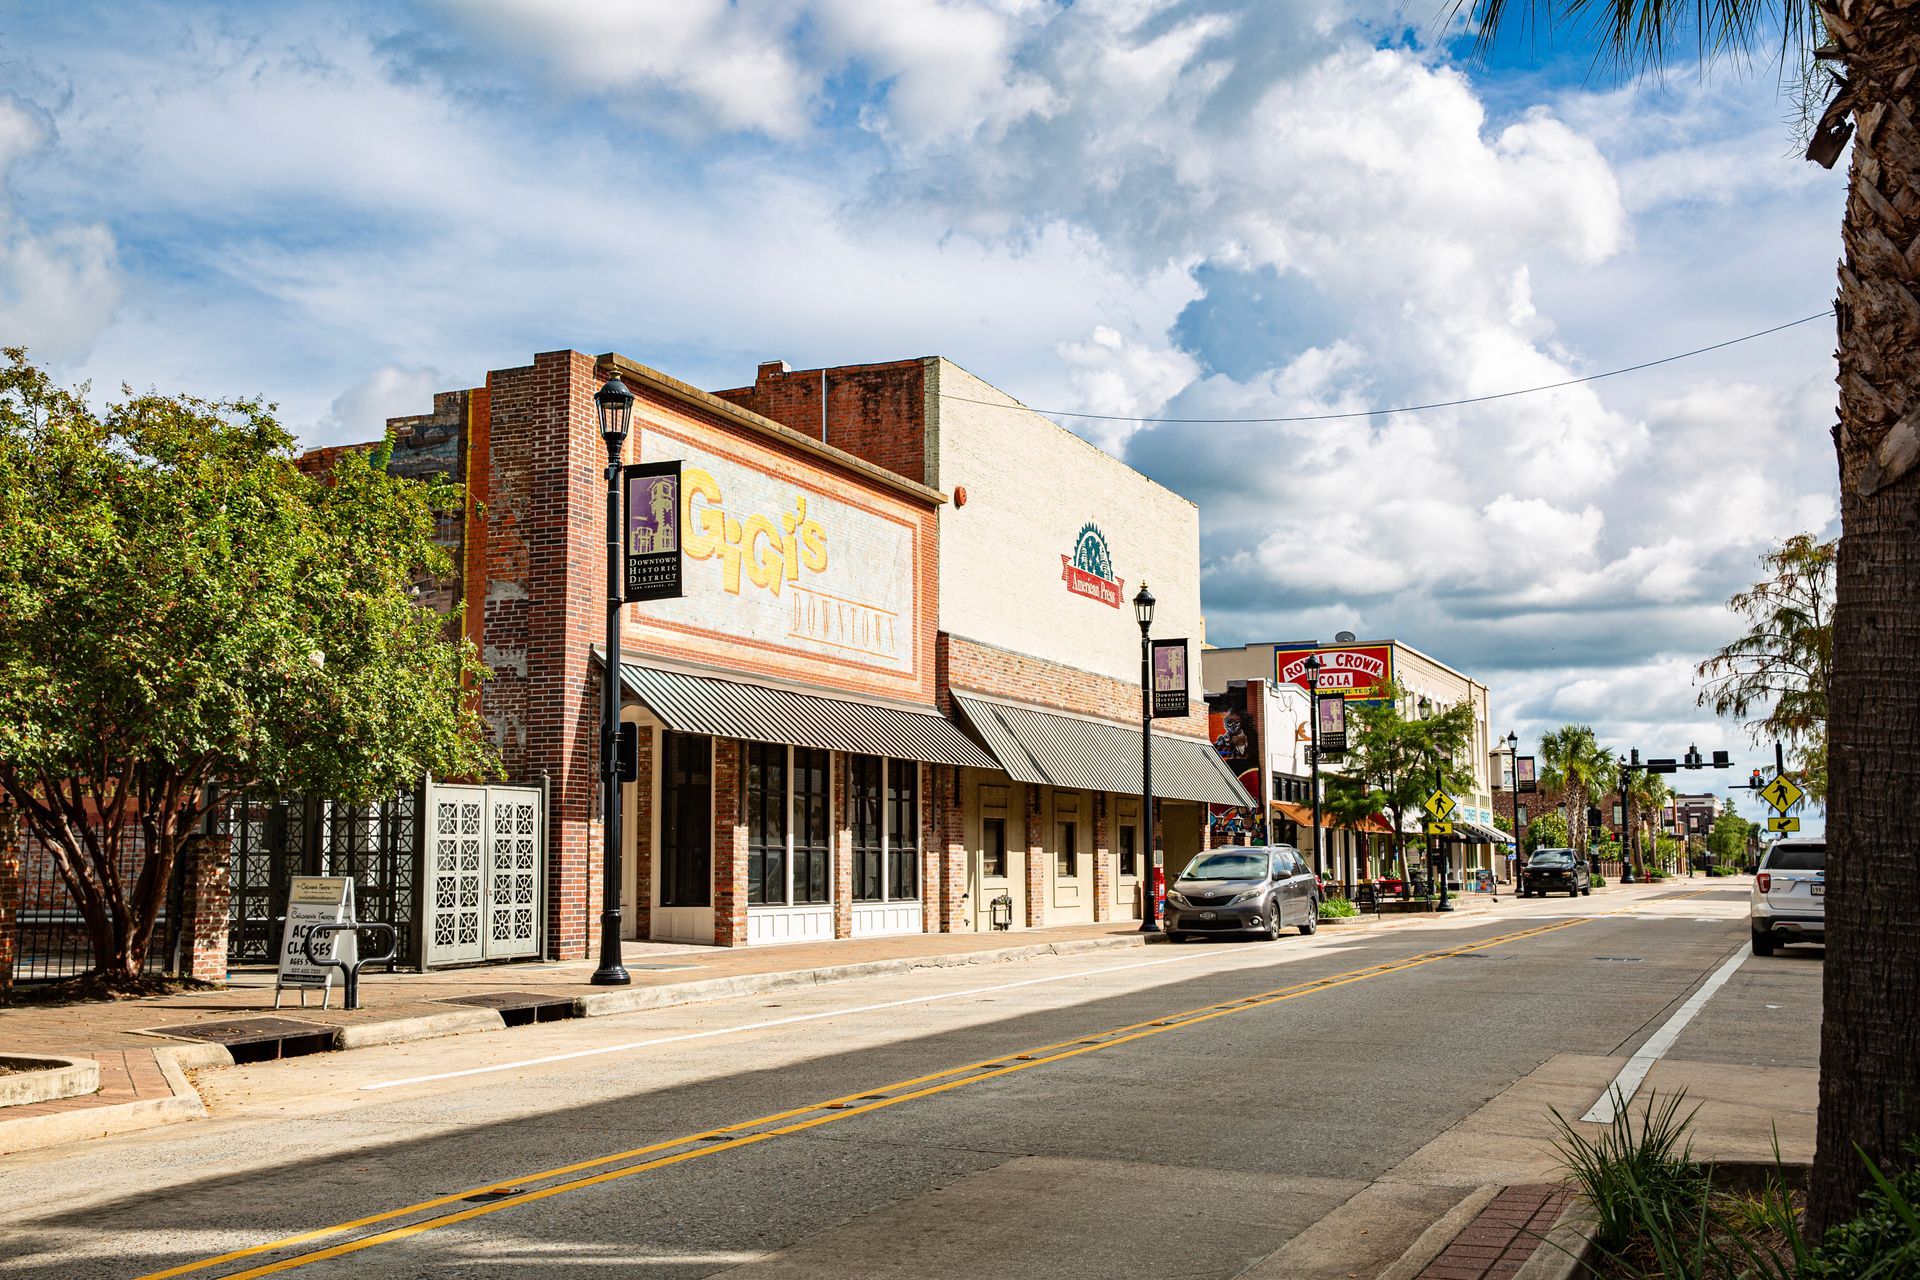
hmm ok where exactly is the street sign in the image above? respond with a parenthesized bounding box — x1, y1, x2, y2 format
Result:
(1767, 816, 1801, 834)
(1760, 774, 1805, 815)
(1423, 789, 1456, 821)
(1429, 821, 1454, 837)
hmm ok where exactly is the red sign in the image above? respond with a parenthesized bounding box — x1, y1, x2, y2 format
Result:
(1275, 644, 1393, 702)
(1061, 522, 1124, 607)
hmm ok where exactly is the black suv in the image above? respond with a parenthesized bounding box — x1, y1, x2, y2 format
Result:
(1521, 847, 1591, 898)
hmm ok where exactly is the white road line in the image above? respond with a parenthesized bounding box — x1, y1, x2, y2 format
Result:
(1581, 945, 1749, 1124)
(362, 948, 1224, 1091)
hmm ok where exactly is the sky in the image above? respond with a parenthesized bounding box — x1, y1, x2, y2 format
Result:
(0, 1, 1839, 824)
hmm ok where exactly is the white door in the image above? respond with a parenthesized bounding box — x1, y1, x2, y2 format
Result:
(425, 782, 545, 966)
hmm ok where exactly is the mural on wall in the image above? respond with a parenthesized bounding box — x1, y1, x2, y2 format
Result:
(1060, 521, 1125, 608)
(1205, 683, 1263, 841)
(636, 431, 918, 681)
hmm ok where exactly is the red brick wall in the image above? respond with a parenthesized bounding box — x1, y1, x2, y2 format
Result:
(183, 834, 231, 984)
(713, 359, 929, 486)
(832, 753, 853, 939)
(1092, 794, 1111, 923)
(713, 738, 747, 946)
(0, 810, 17, 1001)
(939, 633, 1209, 740)
(1023, 786, 1045, 927)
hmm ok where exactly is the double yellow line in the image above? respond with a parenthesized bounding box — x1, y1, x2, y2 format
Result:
(143, 900, 1714, 1279)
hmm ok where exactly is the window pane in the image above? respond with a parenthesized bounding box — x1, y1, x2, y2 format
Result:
(795, 748, 830, 905)
(853, 755, 883, 901)
(1118, 825, 1136, 877)
(747, 743, 789, 906)
(1057, 820, 1078, 877)
(984, 817, 1007, 878)
(662, 733, 712, 908)
(888, 759, 918, 900)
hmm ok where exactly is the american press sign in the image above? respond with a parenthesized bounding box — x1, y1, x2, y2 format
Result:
(1274, 644, 1393, 702)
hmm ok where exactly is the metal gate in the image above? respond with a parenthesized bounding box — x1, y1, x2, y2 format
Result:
(424, 782, 544, 966)
(12, 827, 179, 983)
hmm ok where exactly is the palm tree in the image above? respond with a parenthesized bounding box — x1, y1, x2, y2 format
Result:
(1456, 0, 1916, 1230)
(1538, 725, 1615, 857)
(1625, 770, 1671, 878)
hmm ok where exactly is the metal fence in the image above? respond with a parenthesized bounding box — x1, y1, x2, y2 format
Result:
(13, 826, 182, 984)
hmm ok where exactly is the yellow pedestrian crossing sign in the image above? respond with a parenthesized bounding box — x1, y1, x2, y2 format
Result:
(1760, 775, 1804, 815)
(1424, 790, 1456, 821)
(1430, 821, 1454, 836)
(1767, 816, 1801, 834)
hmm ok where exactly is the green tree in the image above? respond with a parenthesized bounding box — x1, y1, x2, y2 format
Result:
(1327, 683, 1476, 882)
(1624, 770, 1671, 880)
(1524, 810, 1568, 853)
(1539, 725, 1616, 857)
(1708, 812, 1752, 866)
(1696, 533, 1834, 802)
(1454, 0, 1915, 1231)
(0, 352, 498, 984)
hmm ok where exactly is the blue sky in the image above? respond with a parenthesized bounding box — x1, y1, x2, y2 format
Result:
(0, 1, 1840, 821)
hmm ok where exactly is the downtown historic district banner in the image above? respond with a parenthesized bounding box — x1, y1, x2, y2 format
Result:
(624, 461, 684, 602)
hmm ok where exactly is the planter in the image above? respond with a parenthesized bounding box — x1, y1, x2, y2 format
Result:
(0, 1054, 99, 1108)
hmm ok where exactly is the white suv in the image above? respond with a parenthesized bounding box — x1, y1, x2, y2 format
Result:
(1750, 839, 1825, 955)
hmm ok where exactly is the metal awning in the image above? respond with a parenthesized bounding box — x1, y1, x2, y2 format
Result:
(951, 693, 1252, 807)
(1454, 818, 1515, 845)
(616, 662, 1000, 770)
(1273, 802, 1394, 834)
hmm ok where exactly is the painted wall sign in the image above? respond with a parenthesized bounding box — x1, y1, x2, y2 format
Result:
(1061, 522, 1125, 608)
(1274, 644, 1394, 703)
(1151, 639, 1189, 718)
(623, 461, 684, 602)
(639, 434, 917, 677)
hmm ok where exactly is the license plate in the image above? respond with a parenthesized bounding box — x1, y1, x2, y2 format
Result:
(1201, 911, 1217, 919)
(1812, 884, 1824, 896)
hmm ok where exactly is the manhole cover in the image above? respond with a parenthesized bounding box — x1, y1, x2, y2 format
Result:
(147, 1017, 334, 1046)
(440, 992, 575, 1012)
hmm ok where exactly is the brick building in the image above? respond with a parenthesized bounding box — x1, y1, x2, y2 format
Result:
(338, 350, 1244, 957)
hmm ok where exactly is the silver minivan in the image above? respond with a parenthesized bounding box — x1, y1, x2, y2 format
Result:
(1164, 845, 1319, 942)
(1751, 839, 1825, 955)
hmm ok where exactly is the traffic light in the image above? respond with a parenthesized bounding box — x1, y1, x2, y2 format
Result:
(616, 722, 639, 783)
(1588, 806, 1604, 829)
(1749, 768, 1764, 790)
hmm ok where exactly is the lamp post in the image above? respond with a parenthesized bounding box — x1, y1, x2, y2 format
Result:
(591, 374, 635, 987)
(1134, 584, 1159, 934)
(1504, 730, 1523, 879)
(1305, 653, 1324, 881)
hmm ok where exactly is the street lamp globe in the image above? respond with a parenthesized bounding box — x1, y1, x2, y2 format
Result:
(595, 374, 635, 450)
(1304, 652, 1321, 687)
(1133, 582, 1155, 633)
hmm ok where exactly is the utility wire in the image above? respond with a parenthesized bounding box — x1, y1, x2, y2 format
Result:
(938, 308, 1834, 425)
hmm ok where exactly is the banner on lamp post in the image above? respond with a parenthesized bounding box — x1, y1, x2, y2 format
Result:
(1151, 639, 1189, 718)
(1315, 693, 1347, 755)
(623, 461, 684, 602)
(1516, 756, 1538, 793)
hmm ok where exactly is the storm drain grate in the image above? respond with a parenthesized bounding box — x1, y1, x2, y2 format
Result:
(146, 1017, 338, 1064)
(439, 992, 580, 1027)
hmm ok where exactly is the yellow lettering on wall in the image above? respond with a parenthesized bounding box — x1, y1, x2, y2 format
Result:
(678, 465, 831, 598)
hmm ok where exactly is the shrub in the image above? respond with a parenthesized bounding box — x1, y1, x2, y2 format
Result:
(1802, 1139, 1920, 1279)
(1552, 1089, 1707, 1252)
(1592, 874, 1607, 887)
(1319, 897, 1359, 920)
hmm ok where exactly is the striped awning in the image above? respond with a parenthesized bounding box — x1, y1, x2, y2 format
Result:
(1273, 802, 1394, 834)
(951, 693, 1252, 807)
(616, 662, 1000, 770)
(1454, 818, 1515, 845)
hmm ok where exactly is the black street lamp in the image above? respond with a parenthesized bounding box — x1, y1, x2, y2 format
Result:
(591, 374, 635, 987)
(1305, 653, 1324, 881)
(1505, 730, 1523, 876)
(1134, 584, 1159, 934)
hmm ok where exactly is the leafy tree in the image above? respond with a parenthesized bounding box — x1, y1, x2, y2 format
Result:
(1696, 534, 1834, 802)
(0, 352, 498, 984)
(1624, 770, 1671, 880)
(1709, 812, 1753, 866)
(1326, 682, 1476, 881)
(1525, 810, 1569, 853)
(1451, 0, 1916, 1230)
(1321, 768, 1386, 882)
(1539, 725, 1616, 856)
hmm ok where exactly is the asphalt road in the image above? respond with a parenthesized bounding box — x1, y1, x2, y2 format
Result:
(0, 884, 1810, 1280)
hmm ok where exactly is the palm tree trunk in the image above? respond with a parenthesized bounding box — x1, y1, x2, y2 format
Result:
(1810, 0, 1920, 1232)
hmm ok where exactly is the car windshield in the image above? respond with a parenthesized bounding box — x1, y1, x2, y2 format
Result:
(1765, 845, 1825, 872)
(1181, 852, 1267, 881)
(1528, 851, 1575, 867)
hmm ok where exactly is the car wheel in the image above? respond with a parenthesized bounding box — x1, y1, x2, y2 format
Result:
(1571, 885, 1581, 898)
(1751, 928, 1775, 957)
(1300, 899, 1318, 935)
(1581, 885, 1592, 897)
(1265, 902, 1284, 941)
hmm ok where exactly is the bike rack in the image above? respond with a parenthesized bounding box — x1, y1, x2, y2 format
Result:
(302, 921, 397, 1011)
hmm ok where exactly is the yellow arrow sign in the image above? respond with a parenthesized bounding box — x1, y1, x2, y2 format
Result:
(1424, 789, 1456, 820)
(1429, 821, 1454, 837)
(1767, 816, 1801, 834)
(1760, 775, 1804, 815)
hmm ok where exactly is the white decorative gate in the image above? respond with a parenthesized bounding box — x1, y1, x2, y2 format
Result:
(424, 782, 545, 967)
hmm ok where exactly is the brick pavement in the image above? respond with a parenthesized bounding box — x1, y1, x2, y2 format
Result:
(0, 1049, 174, 1119)
(1416, 1183, 1575, 1280)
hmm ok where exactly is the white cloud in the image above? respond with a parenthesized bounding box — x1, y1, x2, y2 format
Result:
(0, 96, 121, 362)
(321, 365, 445, 445)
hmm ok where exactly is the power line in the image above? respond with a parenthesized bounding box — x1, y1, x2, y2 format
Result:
(939, 309, 1834, 425)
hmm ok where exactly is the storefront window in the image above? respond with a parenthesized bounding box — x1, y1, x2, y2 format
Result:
(983, 816, 1008, 878)
(888, 759, 919, 901)
(1057, 820, 1078, 877)
(746, 743, 831, 908)
(853, 756, 884, 901)
(661, 732, 712, 908)
(851, 756, 919, 902)
(746, 743, 787, 906)
(1118, 825, 1137, 877)
(794, 747, 829, 905)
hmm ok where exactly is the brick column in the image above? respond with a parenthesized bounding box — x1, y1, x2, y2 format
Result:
(631, 725, 654, 940)
(920, 762, 940, 933)
(935, 766, 966, 932)
(0, 808, 19, 1002)
(832, 753, 853, 939)
(182, 833, 231, 984)
(713, 739, 748, 946)
(1024, 785, 1045, 927)
(1091, 794, 1112, 923)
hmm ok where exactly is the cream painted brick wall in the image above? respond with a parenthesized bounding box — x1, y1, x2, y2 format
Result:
(927, 358, 1205, 695)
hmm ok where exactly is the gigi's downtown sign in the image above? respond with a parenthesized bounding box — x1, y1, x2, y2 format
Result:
(1275, 644, 1394, 703)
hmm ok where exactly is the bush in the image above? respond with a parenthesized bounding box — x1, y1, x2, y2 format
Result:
(1802, 1139, 1920, 1279)
(1319, 896, 1359, 920)
(1592, 874, 1607, 887)
(1552, 1089, 1707, 1252)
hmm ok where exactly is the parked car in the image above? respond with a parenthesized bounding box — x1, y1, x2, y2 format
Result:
(1165, 846, 1319, 942)
(1751, 839, 1825, 955)
(1520, 847, 1591, 898)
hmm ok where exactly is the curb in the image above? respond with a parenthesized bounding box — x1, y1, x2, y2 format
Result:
(0, 1054, 98, 1107)
(1513, 1201, 1599, 1280)
(0, 1044, 217, 1156)
(1375, 1184, 1501, 1280)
